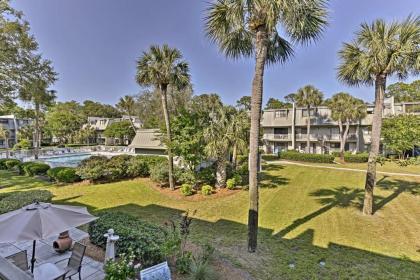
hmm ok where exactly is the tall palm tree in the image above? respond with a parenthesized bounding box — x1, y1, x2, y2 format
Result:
(295, 85, 323, 153)
(19, 80, 56, 159)
(136, 45, 190, 191)
(327, 93, 367, 160)
(205, 0, 328, 252)
(230, 109, 250, 168)
(337, 16, 420, 215)
(204, 106, 232, 188)
(116, 95, 137, 130)
(0, 126, 10, 158)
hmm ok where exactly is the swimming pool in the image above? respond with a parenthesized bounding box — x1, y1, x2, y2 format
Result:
(40, 153, 93, 168)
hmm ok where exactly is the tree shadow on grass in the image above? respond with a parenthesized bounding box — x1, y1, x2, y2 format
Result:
(78, 202, 420, 279)
(374, 176, 420, 213)
(276, 187, 364, 237)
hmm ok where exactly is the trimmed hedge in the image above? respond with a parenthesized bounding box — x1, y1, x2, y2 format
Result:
(344, 153, 369, 163)
(262, 154, 279, 161)
(89, 211, 166, 267)
(47, 167, 80, 183)
(18, 162, 50, 176)
(279, 151, 335, 163)
(5, 159, 21, 170)
(0, 159, 9, 170)
(0, 190, 53, 214)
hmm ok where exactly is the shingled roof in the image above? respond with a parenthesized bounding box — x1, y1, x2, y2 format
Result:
(129, 129, 166, 150)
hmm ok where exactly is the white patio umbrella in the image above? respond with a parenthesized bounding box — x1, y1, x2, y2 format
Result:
(0, 202, 97, 273)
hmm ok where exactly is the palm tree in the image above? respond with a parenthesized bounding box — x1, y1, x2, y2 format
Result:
(0, 127, 10, 158)
(205, 0, 328, 252)
(327, 93, 367, 160)
(295, 85, 323, 153)
(230, 109, 250, 168)
(204, 106, 232, 188)
(337, 16, 420, 215)
(19, 80, 56, 159)
(136, 45, 190, 191)
(116, 95, 137, 130)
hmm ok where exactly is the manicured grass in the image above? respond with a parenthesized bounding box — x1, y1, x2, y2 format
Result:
(1, 167, 419, 279)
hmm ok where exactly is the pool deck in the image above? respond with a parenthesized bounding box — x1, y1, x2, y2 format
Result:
(0, 228, 104, 280)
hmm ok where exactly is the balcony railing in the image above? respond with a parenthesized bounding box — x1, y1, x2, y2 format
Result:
(266, 133, 359, 142)
(273, 134, 289, 140)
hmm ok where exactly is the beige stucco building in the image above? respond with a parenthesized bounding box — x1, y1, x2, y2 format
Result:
(261, 98, 420, 154)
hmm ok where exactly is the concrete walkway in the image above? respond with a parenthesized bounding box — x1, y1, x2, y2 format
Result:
(267, 160, 420, 178)
(0, 228, 104, 280)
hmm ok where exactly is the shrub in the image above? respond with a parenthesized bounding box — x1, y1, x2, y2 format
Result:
(76, 156, 109, 182)
(52, 167, 80, 183)
(89, 211, 166, 267)
(4, 159, 21, 170)
(104, 249, 139, 280)
(176, 252, 192, 274)
(19, 162, 50, 176)
(201, 185, 212, 196)
(13, 139, 31, 150)
(261, 154, 279, 161)
(196, 166, 216, 186)
(127, 156, 150, 177)
(106, 155, 132, 180)
(181, 184, 193, 196)
(47, 167, 67, 181)
(175, 168, 196, 185)
(0, 158, 11, 170)
(0, 190, 53, 214)
(279, 151, 335, 163)
(226, 178, 236, 190)
(150, 161, 169, 185)
(344, 153, 369, 163)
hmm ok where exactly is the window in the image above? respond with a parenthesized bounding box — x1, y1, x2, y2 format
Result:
(274, 110, 287, 118)
(0, 120, 8, 124)
(367, 108, 374, 114)
(0, 140, 3, 145)
(274, 128, 288, 135)
(299, 127, 307, 134)
(301, 109, 315, 117)
(330, 143, 340, 149)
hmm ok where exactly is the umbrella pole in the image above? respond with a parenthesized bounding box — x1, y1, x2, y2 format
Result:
(30, 240, 36, 273)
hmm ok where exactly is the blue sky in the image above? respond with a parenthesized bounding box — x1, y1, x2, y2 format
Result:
(12, 0, 420, 106)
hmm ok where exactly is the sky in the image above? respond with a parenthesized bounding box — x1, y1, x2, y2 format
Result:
(12, 0, 420, 106)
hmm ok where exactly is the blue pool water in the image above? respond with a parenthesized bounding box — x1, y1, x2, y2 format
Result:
(40, 153, 93, 168)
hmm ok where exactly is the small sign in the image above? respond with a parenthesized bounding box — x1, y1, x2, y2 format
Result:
(140, 261, 171, 280)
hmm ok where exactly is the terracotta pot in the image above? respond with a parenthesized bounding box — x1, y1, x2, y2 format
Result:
(53, 231, 73, 253)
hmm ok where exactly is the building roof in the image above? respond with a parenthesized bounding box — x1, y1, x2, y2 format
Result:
(129, 129, 166, 150)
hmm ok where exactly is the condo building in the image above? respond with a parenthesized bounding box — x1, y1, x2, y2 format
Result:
(261, 98, 420, 155)
(0, 115, 32, 149)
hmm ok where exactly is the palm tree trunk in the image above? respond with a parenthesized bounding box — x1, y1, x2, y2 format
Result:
(5, 137, 9, 159)
(248, 26, 268, 253)
(216, 157, 227, 188)
(232, 143, 237, 169)
(34, 102, 40, 160)
(306, 105, 311, 153)
(160, 84, 175, 190)
(340, 122, 350, 161)
(363, 74, 386, 215)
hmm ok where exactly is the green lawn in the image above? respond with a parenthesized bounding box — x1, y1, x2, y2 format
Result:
(1, 166, 419, 279)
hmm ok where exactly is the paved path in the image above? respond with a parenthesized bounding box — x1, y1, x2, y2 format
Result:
(267, 160, 420, 178)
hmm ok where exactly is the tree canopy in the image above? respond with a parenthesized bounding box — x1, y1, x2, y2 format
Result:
(386, 80, 420, 102)
(104, 120, 135, 141)
(265, 97, 291, 109)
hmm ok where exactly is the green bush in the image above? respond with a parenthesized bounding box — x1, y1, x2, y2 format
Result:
(226, 178, 236, 190)
(201, 185, 212, 196)
(89, 211, 166, 267)
(127, 156, 150, 177)
(18, 162, 50, 176)
(175, 168, 196, 185)
(106, 155, 132, 180)
(344, 153, 369, 163)
(0, 158, 10, 170)
(76, 156, 109, 182)
(197, 166, 216, 186)
(261, 154, 279, 161)
(150, 161, 169, 185)
(279, 151, 335, 163)
(4, 159, 21, 170)
(13, 139, 31, 150)
(0, 190, 53, 214)
(48, 167, 80, 183)
(180, 184, 193, 196)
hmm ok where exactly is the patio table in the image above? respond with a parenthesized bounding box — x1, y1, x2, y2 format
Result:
(33, 262, 66, 280)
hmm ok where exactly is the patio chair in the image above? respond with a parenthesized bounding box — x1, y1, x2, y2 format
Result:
(54, 271, 68, 280)
(6, 250, 29, 271)
(55, 242, 86, 280)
